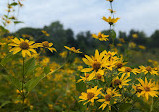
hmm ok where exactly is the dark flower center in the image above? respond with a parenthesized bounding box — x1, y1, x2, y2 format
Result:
(146, 66, 151, 72)
(109, 22, 113, 25)
(96, 74, 102, 79)
(87, 92, 95, 100)
(42, 41, 49, 48)
(125, 67, 132, 72)
(85, 74, 90, 78)
(93, 61, 101, 71)
(144, 86, 150, 91)
(114, 79, 122, 86)
(105, 94, 111, 101)
(20, 42, 29, 50)
(98, 34, 102, 38)
(136, 86, 142, 93)
(116, 63, 123, 69)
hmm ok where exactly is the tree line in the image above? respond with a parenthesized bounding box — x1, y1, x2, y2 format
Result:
(9, 21, 159, 55)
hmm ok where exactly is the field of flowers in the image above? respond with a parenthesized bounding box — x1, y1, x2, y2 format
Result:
(0, 0, 159, 112)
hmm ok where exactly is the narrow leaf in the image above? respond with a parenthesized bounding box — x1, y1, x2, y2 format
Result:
(75, 75, 86, 92)
(14, 21, 23, 24)
(24, 58, 36, 75)
(1, 53, 13, 66)
(110, 30, 116, 40)
(4, 75, 21, 91)
(25, 74, 45, 94)
(118, 103, 132, 112)
(10, 2, 18, 6)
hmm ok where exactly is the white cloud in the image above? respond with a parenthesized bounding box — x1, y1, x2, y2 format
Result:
(0, 0, 159, 36)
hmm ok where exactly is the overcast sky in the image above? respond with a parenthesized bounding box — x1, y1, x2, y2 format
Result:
(1, 0, 159, 36)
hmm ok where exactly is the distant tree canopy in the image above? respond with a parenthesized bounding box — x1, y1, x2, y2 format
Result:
(12, 21, 159, 55)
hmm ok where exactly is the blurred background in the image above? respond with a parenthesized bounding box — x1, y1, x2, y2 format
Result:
(0, 0, 159, 64)
(0, 0, 159, 111)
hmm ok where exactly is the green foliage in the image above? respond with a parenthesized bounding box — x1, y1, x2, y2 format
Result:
(0, 101, 11, 109)
(110, 30, 116, 40)
(3, 75, 21, 91)
(75, 75, 86, 92)
(1, 53, 13, 66)
(14, 21, 23, 24)
(118, 103, 132, 112)
(0, 25, 8, 36)
(24, 58, 36, 75)
(25, 74, 45, 95)
(10, 2, 18, 6)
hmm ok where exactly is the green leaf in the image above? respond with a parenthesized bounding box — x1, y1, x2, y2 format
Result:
(14, 21, 23, 24)
(1, 53, 13, 66)
(0, 101, 11, 108)
(25, 64, 64, 95)
(110, 98, 115, 105)
(4, 15, 8, 18)
(25, 74, 45, 94)
(54, 105, 63, 111)
(3, 75, 21, 91)
(44, 66, 50, 74)
(110, 30, 116, 40)
(10, 2, 18, 6)
(24, 58, 36, 75)
(75, 75, 86, 92)
(118, 103, 132, 112)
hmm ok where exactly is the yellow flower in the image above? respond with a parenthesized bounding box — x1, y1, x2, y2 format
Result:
(74, 57, 82, 64)
(59, 51, 67, 58)
(139, 66, 158, 75)
(108, 9, 116, 13)
(79, 86, 102, 105)
(92, 32, 109, 41)
(41, 30, 50, 37)
(81, 50, 108, 79)
(119, 38, 125, 43)
(18, 1, 24, 7)
(137, 78, 158, 100)
(132, 34, 138, 38)
(0, 42, 6, 46)
(48, 104, 53, 110)
(133, 68, 142, 75)
(105, 51, 117, 60)
(95, 70, 105, 82)
(77, 65, 83, 71)
(98, 88, 121, 110)
(118, 67, 136, 76)
(102, 16, 120, 25)
(132, 84, 143, 97)
(129, 42, 136, 48)
(77, 73, 92, 82)
(106, 0, 114, 2)
(64, 46, 82, 53)
(104, 59, 117, 71)
(30, 105, 33, 110)
(9, 38, 37, 57)
(37, 41, 56, 53)
(40, 57, 50, 66)
(117, 43, 122, 47)
(115, 58, 127, 69)
(138, 45, 146, 50)
(6, 20, 11, 24)
(112, 73, 131, 88)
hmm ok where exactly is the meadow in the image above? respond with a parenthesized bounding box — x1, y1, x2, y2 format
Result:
(0, 0, 159, 112)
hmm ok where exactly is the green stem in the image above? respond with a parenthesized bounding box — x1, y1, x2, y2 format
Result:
(110, 2, 114, 18)
(150, 98, 153, 112)
(21, 57, 25, 112)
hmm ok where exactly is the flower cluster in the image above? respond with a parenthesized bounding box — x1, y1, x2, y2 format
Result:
(9, 38, 56, 57)
(78, 49, 158, 111)
(77, 0, 159, 111)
